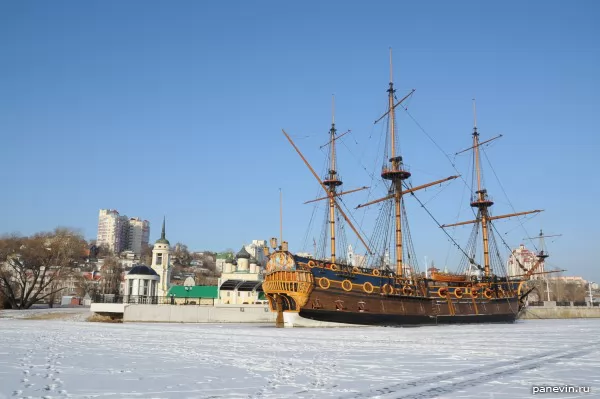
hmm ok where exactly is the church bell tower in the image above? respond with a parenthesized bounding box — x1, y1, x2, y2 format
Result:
(151, 217, 171, 297)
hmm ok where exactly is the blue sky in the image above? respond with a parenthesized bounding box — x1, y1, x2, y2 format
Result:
(1, 1, 598, 282)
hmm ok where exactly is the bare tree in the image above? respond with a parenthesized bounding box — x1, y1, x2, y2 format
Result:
(74, 272, 100, 298)
(0, 229, 87, 309)
(141, 244, 153, 265)
(195, 271, 219, 286)
(99, 257, 123, 295)
(172, 243, 192, 267)
(563, 282, 586, 302)
(201, 251, 217, 272)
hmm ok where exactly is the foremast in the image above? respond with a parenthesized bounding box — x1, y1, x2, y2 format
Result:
(442, 100, 543, 278)
(469, 101, 494, 276)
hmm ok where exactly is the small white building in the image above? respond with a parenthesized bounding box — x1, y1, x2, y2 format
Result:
(124, 265, 160, 304)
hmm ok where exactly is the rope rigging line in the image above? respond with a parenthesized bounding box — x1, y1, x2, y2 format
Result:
(444, 159, 470, 269)
(400, 105, 532, 278)
(481, 148, 539, 252)
(489, 213, 541, 273)
(401, 200, 421, 275)
(401, 106, 469, 186)
(366, 199, 393, 268)
(337, 195, 377, 254)
(407, 190, 482, 270)
(301, 154, 331, 252)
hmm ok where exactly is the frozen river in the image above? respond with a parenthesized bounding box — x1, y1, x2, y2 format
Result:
(0, 317, 598, 398)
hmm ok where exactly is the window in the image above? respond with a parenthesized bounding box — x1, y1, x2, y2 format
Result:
(128, 280, 133, 296)
(156, 253, 163, 265)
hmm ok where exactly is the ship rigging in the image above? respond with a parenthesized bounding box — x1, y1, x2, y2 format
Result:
(262, 50, 545, 327)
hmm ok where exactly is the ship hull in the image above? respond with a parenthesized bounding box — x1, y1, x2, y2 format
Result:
(286, 286, 519, 327)
(263, 255, 524, 328)
(296, 308, 517, 327)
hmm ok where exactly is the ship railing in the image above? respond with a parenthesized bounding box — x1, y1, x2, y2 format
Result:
(471, 195, 494, 203)
(381, 164, 411, 174)
(263, 270, 313, 294)
(92, 294, 217, 306)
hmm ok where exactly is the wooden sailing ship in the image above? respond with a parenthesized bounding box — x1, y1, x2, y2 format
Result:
(262, 51, 543, 327)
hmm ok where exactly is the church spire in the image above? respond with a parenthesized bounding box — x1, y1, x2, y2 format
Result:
(156, 216, 170, 245)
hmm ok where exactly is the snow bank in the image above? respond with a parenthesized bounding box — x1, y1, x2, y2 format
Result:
(0, 307, 91, 322)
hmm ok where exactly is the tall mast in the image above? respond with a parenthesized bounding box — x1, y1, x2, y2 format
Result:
(381, 48, 411, 276)
(469, 99, 494, 277)
(323, 95, 342, 263)
(441, 103, 543, 274)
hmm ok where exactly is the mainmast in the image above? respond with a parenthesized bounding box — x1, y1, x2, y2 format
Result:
(469, 99, 495, 277)
(381, 48, 411, 276)
(323, 95, 343, 263)
(357, 50, 458, 276)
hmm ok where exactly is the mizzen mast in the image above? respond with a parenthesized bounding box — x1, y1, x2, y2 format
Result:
(380, 48, 411, 276)
(323, 95, 343, 263)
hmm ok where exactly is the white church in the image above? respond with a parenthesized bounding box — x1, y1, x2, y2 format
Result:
(123, 218, 172, 302)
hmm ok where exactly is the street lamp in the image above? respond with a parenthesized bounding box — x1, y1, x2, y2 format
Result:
(169, 293, 175, 305)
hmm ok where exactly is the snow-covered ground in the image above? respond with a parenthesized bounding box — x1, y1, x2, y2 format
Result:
(0, 319, 598, 399)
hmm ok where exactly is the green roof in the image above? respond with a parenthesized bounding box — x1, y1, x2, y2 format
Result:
(167, 285, 218, 298)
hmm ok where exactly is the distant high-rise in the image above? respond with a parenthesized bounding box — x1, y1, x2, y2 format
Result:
(96, 209, 150, 256)
(128, 217, 150, 256)
(507, 244, 544, 280)
(244, 240, 268, 266)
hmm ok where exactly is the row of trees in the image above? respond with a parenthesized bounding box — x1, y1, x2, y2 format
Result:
(0, 228, 224, 309)
(528, 279, 590, 302)
(0, 228, 87, 309)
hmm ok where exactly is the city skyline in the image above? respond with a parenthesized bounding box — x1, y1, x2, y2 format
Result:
(1, 1, 598, 282)
(96, 209, 150, 255)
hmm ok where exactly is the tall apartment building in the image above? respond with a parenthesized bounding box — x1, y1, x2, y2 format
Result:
(244, 239, 268, 266)
(96, 209, 150, 256)
(507, 244, 544, 280)
(128, 217, 150, 256)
